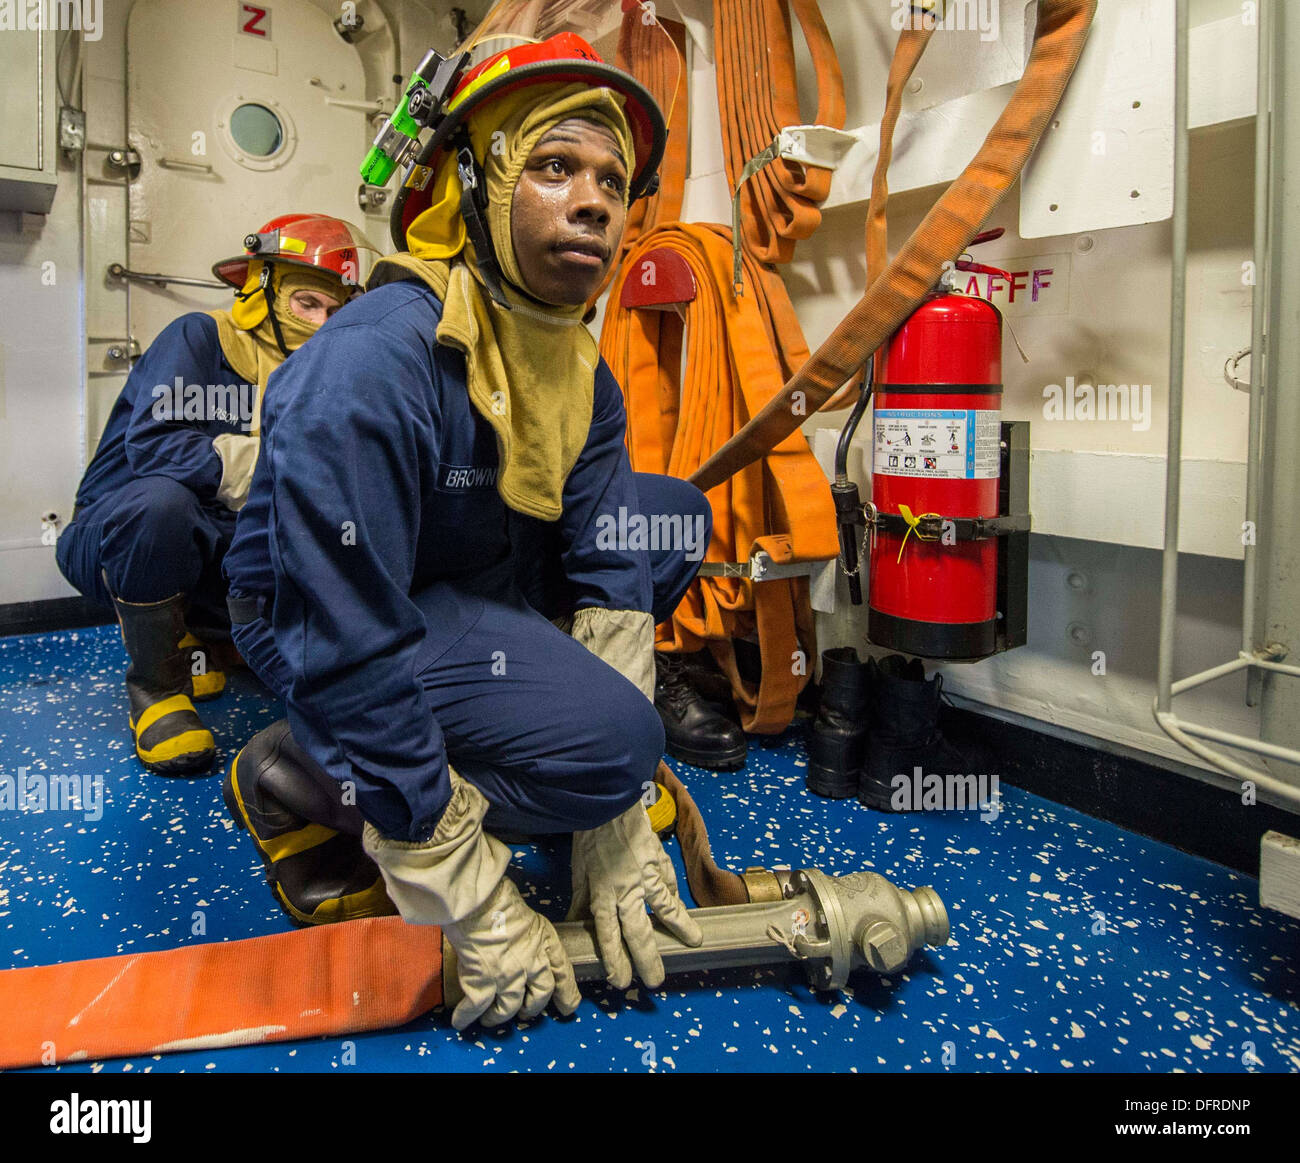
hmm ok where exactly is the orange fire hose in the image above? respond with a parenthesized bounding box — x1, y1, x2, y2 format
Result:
(690, 0, 1098, 493)
(600, 1, 845, 736)
(583, 4, 691, 309)
(715, 0, 845, 264)
(616, 6, 689, 256)
(0, 917, 442, 1070)
(655, 762, 748, 905)
(0, 762, 744, 1070)
(600, 223, 837, 733)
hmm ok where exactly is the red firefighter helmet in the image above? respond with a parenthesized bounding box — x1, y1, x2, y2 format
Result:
(212, 213, 378, 288)
(394, 31, 667, 250)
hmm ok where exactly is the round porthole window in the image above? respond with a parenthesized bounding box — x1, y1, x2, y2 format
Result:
(229, 103, 283, 157)
(217, 95, 297, 172)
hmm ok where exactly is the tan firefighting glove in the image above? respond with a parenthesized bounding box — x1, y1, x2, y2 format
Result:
(568, 798, 703, 989)
(568, 607, 655, 700)
(363, 768, 581, 1030)
(212, 432, 259, 511)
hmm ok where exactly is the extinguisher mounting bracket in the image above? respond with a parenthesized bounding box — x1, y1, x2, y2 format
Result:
(869, 511, 1032, 542)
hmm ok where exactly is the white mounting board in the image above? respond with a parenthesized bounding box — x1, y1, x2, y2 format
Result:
(822, 83, 1023, 211)
(817, 6, 1253, 215)
(895, 0, 1030, 113)
(1020, 0, 1175, 238)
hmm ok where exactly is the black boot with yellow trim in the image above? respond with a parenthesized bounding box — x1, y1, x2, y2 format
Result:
(108, 584, 217, 776)
(643, 777, 677, 840)
(223, 719, 397, 926)
(179, 633, 226, 701)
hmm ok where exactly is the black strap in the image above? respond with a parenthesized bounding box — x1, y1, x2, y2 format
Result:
(871, 511, 1032, 542)
(261, 268, 291, 357)
(235, 264, 290, 357)
(876, 382, 1004, 395)
(454, 128, 511, 310)
(226, 593, 266, 626)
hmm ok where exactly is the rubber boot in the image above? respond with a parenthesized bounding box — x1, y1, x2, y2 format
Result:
(223, 719, 397, 926)
(109, 585, 216, 776)
(805, 647, 872, 799)
(654, 650, 748, 770)
(859, 655, 961, 811)
(179, 632, 226, 701)
(644, 778, 677, 839)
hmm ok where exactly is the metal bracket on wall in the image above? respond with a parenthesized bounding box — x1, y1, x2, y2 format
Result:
(156, 157, 215, 175)
(58, 107, 87, 154)
(87, 335, 140, 378)
(101, 146, 141, 179)
(696, 551, 833, 582)
(1223, 346, 1252, 393)
(357, 183, 389, 213)
(107, 263, 225, 292)
(87, 335, 140, 364)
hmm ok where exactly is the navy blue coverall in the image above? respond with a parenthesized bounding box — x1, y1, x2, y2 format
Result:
(58, 314, 253, 634)
(223, 279, 710, 842)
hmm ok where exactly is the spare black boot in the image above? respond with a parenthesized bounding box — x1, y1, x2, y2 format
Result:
(805, 647, 872, 798)
(108, 582, 216, 776)
(859, 655, 962, 811)
(223, 719, 397, 926)
(654, 650, 748, 770)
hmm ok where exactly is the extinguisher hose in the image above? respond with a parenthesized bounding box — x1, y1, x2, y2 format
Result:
(833, 362, 872, 485)
(832, 365, 873, 604)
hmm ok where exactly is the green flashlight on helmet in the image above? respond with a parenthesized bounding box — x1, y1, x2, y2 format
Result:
(360, 48, 471, 189)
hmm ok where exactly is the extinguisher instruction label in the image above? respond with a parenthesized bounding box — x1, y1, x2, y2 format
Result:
(873, 409, 1001, 479)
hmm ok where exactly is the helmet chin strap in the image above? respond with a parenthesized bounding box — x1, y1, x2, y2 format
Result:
(454, 128, 513, 311)
(260, 266, 292, 357)
(233, 264, 293, 355)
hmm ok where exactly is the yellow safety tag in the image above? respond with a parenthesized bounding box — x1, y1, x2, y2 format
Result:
(895, 504, 943, 564)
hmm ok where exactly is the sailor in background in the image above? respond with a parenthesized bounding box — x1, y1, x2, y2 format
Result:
(56, 214, 374, 775)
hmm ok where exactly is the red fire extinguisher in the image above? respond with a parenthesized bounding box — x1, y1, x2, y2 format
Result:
(832, 230, 1029, 661)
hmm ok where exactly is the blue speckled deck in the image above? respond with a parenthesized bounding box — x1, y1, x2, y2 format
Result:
(2, 625, 1297, 1074)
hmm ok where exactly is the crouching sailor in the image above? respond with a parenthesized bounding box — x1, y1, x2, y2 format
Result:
(221, 34, 711, 1027)
(56, 213, 373, 775)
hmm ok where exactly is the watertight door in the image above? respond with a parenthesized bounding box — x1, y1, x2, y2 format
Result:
(125, 0, 371, 353)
